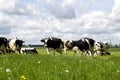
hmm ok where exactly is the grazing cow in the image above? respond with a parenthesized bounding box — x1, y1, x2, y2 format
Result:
(20, 48, 38, 54)
(94, 42, 111, 56)
(41, 37, 64, 55)
(65, 37, 96, 56)
(0, 37, 7, 54)
(8, 38, 24, 53)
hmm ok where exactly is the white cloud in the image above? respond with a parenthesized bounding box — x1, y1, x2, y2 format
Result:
(0, 0, 16, 11)
(0, 0, 120, 45)
(109, 0, 120, 19)
(37, 0, 75, 19)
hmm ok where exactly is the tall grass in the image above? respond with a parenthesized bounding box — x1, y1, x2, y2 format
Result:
(0, 48, 119, 80)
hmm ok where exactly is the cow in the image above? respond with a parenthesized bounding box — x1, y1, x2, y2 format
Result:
(41, 37, 64, 55)
(8, 38, 24, 53)
(94, 42, 111, 56)
(63, 40, 81, 55)
(20, 48, 38, 54)
(65, 37, 96, 56)
(0, 37, 7, 54)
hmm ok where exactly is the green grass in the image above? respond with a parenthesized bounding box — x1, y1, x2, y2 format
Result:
(0, 48, 120, 80)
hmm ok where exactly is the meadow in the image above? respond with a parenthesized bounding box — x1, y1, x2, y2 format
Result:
(0, 48, 120, 80)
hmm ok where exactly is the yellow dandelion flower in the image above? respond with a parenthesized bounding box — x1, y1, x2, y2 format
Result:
(21, 75, 27, 80)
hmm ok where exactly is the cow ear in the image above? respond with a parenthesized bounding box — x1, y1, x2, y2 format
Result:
(66, 40, 70, 43)
(41, 39, 44, 42)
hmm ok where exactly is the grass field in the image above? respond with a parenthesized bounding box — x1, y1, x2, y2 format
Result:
(0, 48, 120, 80)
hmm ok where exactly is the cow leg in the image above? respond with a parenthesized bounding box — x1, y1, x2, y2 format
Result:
(93, 51, 97, 56)
(15, 50, 20, 54)
(88, 51, 92, 56)
(73, 50, 76, 55)
(63, 48, 67, 55)
(46, 48, 50, 54)
(1, 44, 7, 54)
(34, 49, 38, 54)
(59, 49, 63, 55)
(83, 50, 89, 56)
(84, 51, 88, 56)
(53, 49, 56, 55)
(85, 51, 91, 56)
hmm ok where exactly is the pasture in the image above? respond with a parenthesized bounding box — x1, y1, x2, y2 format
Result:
(0, 48, 120, 80)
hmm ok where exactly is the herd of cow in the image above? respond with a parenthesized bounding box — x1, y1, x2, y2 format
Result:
(0, 37, 24, 54)
(0, 37, 111, 56)
(0, 37, 38, 54)
(41, 37, 111, 56)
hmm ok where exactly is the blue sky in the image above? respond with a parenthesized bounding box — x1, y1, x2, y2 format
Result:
(0, 0, 120, 45)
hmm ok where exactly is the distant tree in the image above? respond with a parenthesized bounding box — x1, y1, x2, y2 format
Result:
(113, 44, 120, 48)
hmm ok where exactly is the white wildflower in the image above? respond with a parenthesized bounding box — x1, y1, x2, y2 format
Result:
(117, 70, 120, 73)
(0, 67, 2, 70)
(62, 63, 65, 65)
(38, 61, 41, 64)
(6, 68, 11, 73)
(65, 69, 69, 73)
(7, 77, 12, 80)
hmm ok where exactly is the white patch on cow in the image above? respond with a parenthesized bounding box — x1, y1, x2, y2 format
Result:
(9, 39, 16, 45)
(45, 39, 48, 43)
(72, 46, 80, 55)
(68, 40, 72, 45)
(9, 39, 17, 50)
(44, 39, 48, 47)
(81, 38, 86, 42)
(94, 42, 102, 51)
(84, 39, 91, 48)
(50, 37, 53, 40)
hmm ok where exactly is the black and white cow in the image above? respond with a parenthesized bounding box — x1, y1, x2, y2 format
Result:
(0, 37, 7, 54)
(8, 38, 24, 53)
(65, 37, 96, 56)
(20, 48, 38, 54)
(94, 42, 111, 56)
(41, 37, 64, 55)
(63, 40, 80, 55)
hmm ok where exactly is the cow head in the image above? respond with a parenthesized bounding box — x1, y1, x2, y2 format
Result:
(41, 38, 50, 47)
(94, 42, 103, 51)
(65, 40, 74, 49)
(103, 42, 110, 49)
(15, 40, 24, 48)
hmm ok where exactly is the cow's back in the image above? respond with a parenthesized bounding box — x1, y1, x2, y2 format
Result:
(47, 38, 63, 49)
(9, 39, 16, 49)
